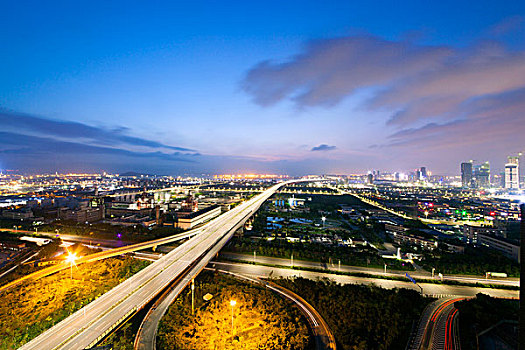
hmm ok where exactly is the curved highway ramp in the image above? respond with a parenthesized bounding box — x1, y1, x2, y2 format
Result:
(19, 180, 311, 350)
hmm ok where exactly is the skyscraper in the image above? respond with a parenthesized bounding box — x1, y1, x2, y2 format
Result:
(461, 162, 473, 188)
(474, 161, 490, 188)
(420, 167, 427, 179)
(505, 156, 519, 190)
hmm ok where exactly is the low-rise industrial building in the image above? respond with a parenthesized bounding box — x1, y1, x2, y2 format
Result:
(462, 224, 507, 244)
(477, 233, 520, 262)
(176, 205, 221, 229)
(2, 208, 34, 220)
(385, 223, 438, 250)
(59, 207, 103, 223)
(390, 231, 438, 250)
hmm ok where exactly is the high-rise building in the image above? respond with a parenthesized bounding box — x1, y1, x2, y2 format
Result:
(420, 167, 427, 179)
(474, 161, 490, 188)
(461, 162, 473, 188)
(520, 203, 525, 261)
(505, 156, 520, 190)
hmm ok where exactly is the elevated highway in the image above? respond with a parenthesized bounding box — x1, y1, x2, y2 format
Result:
(134, 267, 337, 350)
(19, 179, 311, 350)
(0, 228, 204, 293)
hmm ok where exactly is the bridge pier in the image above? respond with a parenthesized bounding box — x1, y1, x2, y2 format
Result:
(234, 226, 244, 237)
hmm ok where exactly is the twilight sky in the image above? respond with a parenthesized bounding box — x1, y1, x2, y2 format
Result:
(1, 1, 524, 176)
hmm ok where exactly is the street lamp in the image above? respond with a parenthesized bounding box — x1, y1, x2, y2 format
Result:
(322, 216, 326, 228)
(66, 253, 77, 280)
(230, 300, 236, 341)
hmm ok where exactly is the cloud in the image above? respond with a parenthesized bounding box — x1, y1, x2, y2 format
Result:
(242, 28, 525, 169)
(488, 15, 524, 36)
(311, 144, 336, 152)
(385, 87, 525, 151)
(0, 110, 202, 173)
(242, 35, 525, 125)
(0, 110, 196, 153)
(242, 35, 452, 108)
(0, 111, 352, 175)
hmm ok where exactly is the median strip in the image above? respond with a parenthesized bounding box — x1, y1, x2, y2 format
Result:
(215, 257, 520, 290)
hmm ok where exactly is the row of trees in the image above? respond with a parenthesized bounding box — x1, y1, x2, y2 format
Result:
(225, 237, 413, 271)
(455, 293, 519, 350)
(272, 277, 429, 350)
(421, 246, 520, 277)
(36, 220, 184, 242)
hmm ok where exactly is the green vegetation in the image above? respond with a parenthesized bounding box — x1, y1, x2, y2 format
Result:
(225, 237, 413, 271)
(157, 270, 312, 350)
(99, 318, 136, 350)
(455, 294, 519, 350)
(421, 246, 520, 277)
(0, 256, 150, 349)
(216, 257, 519, 290)
(506, 221, 521, 240)
(303, 193, 363, 212)
(272, 277, 430, 350)
(228, 193, 414, 271)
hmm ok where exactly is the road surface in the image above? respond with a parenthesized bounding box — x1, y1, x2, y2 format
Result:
(410, 297, 464, 350)
(0, 228, 203, 293)
(210, 261, 520, 299)
(260, 277, 337, 350)
(221, 252, 519, 287)
(19, 179, 310, 350)
(134, 267, 337, 350)
(0, 229, 137, 247)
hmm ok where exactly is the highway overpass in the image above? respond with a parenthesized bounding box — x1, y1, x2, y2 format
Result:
(19, 179, 313, 350)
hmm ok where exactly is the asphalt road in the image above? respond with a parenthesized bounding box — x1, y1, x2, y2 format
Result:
(19, 179, 308, 350)
(413, 297, 465, 350)
(260, 278, 337, 350)
(133, 226, 243, 350)
(0, 228, 203, 293)
(210, 261, 520, 299)
(220, 252, 520, 287)
(134, 266, 337, 350)
(0, 229, 134, 247)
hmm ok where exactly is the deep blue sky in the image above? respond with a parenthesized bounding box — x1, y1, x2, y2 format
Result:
(1, 1, 524, 175)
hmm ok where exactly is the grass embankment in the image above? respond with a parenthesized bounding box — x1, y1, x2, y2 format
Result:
(157, 270, 312, 350)
(99, 319, 137, 350)
(0, 256, 150, 350)
(272, 277, 430, 350)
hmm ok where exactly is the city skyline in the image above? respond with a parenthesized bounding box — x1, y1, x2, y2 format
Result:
(0, 3, 521, 349)
(1, 1, 525, 175)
